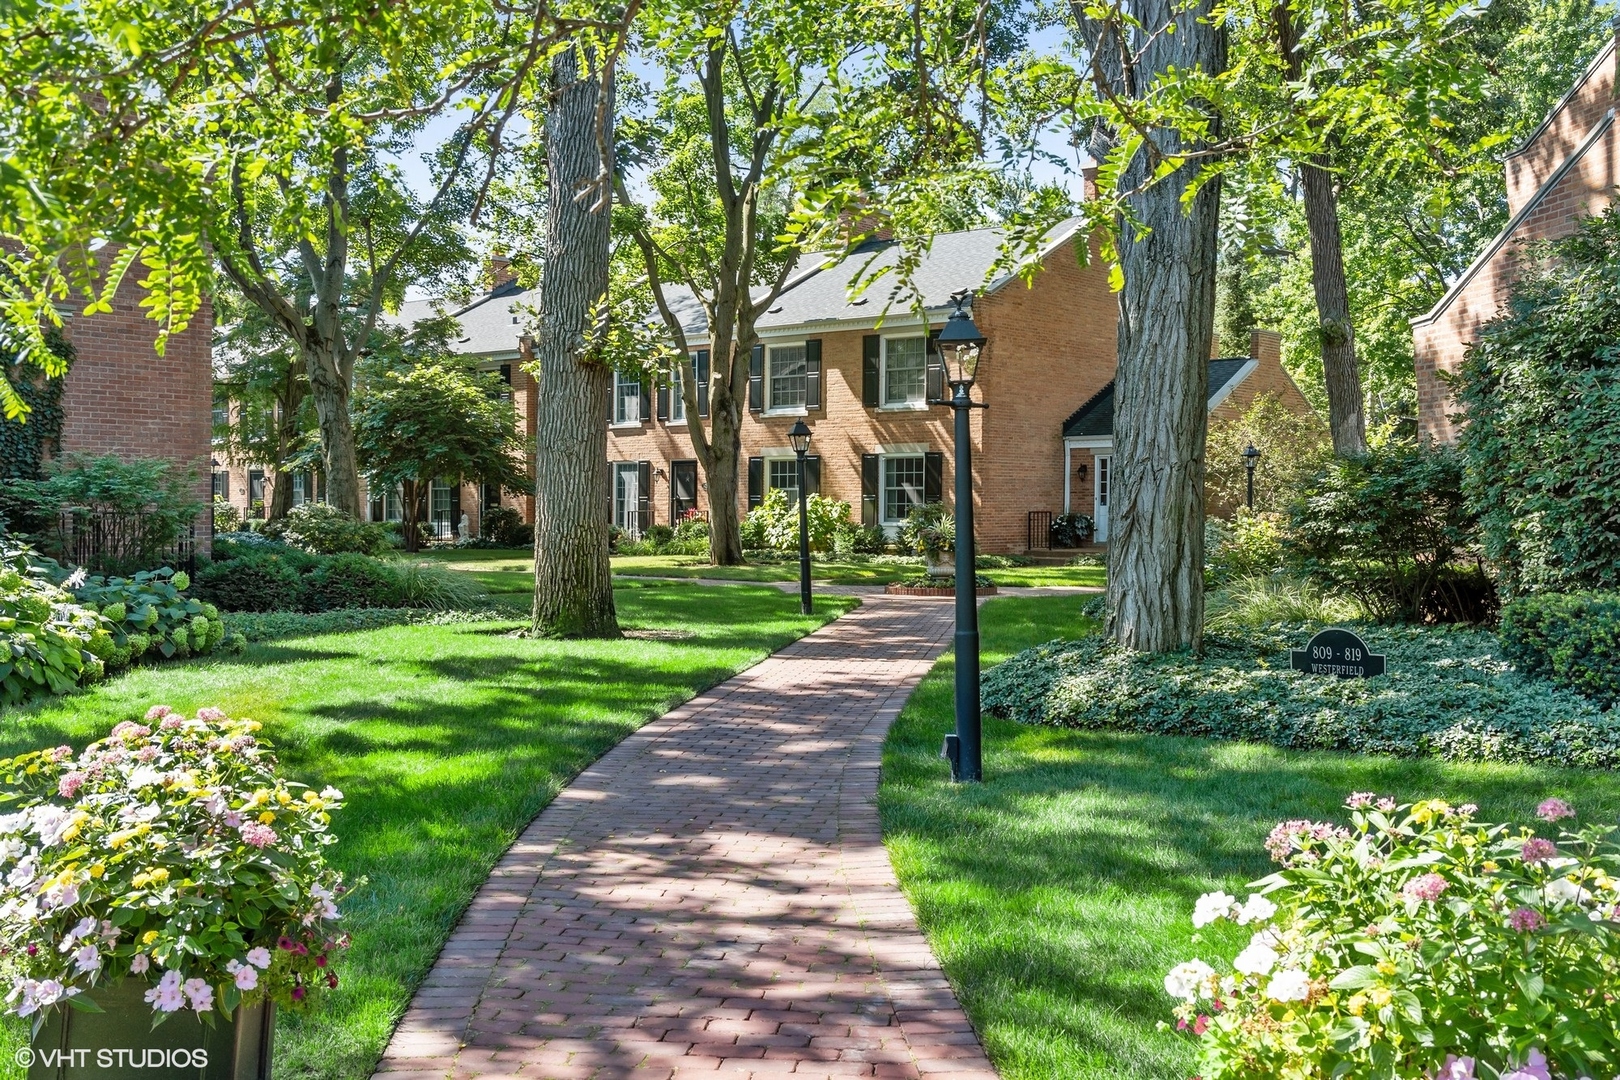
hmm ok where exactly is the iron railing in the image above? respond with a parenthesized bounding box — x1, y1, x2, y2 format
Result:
(1027, 510, 1053, 551)
(46, 510, 198, 576)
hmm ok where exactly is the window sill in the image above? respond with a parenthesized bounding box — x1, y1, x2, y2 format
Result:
(876, 402, 930, 413)
(609, 421, 646, 430)
(763, 408, 809, 418)
(666, 421, 688, 429)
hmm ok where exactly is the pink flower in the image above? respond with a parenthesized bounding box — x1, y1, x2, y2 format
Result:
(246, 947, 272, 969)
(1376, 797, 1397, 812)
(325, 973, 338, 989)
(195, 707, 227, 722)
(240, 823, 277, 848)
(160, 716, 183, 731)
(277, 936, 298, 951)
(1508, 907, 1546, 933)
(50, 746, 73, 762)
(1402, 874, 1449, 902)
(57, 772, 87, 799)
(1264, 820, 1350, 864)
(291, 984, 306, 1002)
(144, 706, 174, 721)
(1536, 798, 1574, 823)
(1433, 1055, 1476, 1080)
(223, 811, 243, 828)
(129, 953, 150, 974)
(1500, 1048, 1551, 1080)
(110, 722, 151, 740)
(226, 960, 259, 991)
(1345, 792, 1377, 809)
(1521, 837, 1557, 864)
(182, 977, 213, 1013)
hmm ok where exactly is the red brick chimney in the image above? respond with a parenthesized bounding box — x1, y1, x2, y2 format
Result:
(1249, 328, 1282, 365)
(486, 253, 516, 289)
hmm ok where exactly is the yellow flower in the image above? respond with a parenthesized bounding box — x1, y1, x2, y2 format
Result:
(276, 791, 292, 807)
(1346, 994, 1368, 1016)
(25, 764, 37, 775)
(89, 863, 105, 879)
(258, 811, 276, 825)
(303, 791, 320, 804)
(1376, 960, 1396, 976)
(131, 868, 170, 889)
(142, 930, 159, 945)
(1484, 861, 1500, 873)
(1369, 987, 1393, 1009)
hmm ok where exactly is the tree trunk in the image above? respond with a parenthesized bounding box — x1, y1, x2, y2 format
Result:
(705, 401, 744, 564)
(1080, 0, 1226, 654)
(305, 343, 363, 517)
(401, 478, 422, 554)
(531, 44, 619, 639)
(265, 373, 306, 523)
(1300, 158, 1367, 455)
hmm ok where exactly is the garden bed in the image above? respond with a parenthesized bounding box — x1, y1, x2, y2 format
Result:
(982, 621, 1620, 769)
(887, 575, 998, 597)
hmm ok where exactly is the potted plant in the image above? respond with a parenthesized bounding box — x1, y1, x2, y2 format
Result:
(0, 706, 353, 1080)
(899, 505, 957, 577)
(1050, 513, 1094, 548)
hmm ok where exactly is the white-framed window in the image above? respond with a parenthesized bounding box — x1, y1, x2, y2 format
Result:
(882, 454, 926, 524)
(292, 473, 308, 506)
(766, 344, 808, 412)
(669, 361, 687, 424)
(614, 371, 642, 425)
(430, 479, 456, 537)
(613, 462, 641, 535)
(766, 457, 801, 506)
(882, 336, 927, 407)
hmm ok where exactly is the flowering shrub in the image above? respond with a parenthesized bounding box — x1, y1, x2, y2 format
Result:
(0, 559, 106, 704)
(70, 567, 230, 664)
(739, 490, 852, 554)
(0, 707, 353, 1020)
(1164, 794, 1620, 1079)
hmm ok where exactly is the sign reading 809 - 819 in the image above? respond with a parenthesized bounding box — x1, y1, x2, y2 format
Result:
(1289, 627, 1386, 678)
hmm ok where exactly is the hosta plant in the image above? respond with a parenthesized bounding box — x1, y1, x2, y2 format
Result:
(1165, 794, 1620, 1080)
(0, 706, 353, 1025)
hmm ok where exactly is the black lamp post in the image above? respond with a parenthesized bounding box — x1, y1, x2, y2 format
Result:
(935, 289, 988, 784)
(788, 419, 813, 616)
(1243, 443, 1261, 511)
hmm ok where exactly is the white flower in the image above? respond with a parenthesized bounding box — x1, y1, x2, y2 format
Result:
(7, 858, 37, 890)
(62, 916, 97, 947)
(126, 766, 163, 791)
(1233, 942, 1280, 977)
(1163, 959, 1216, 1001)
(64, 568, 87, 589)
(246, 947, 272, 969)
(40, 881, 79, 912)
(1192, 890, 1237, 928)
(33, 981, 66, 1008)
(1234, 894, 1277, 926)
(1267, 969, 1310, 1002)
(0, 838, 28, 863)
(129, 953, 150, 974)
(144, 970, 185, 1012)
(319, 786, 343, 801)
(1546, 877, 1593, 907)
(31, 806, 76, 847)
(71, 944, 100, 975)
(310, 882, 340, 920)
(0, 812, 30, 836)
(230, 963, 258, 991)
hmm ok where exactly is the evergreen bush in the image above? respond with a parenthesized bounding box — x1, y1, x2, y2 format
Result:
(1499, 591, 1620, 708)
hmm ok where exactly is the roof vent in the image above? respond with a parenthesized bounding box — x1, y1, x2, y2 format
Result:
(767, 306, 783, 314)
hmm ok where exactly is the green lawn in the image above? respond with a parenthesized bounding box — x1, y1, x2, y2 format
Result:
(880, 596, 1620, 1080)
(422, 548, 1107, 589)
(0, 582, 857, 1080)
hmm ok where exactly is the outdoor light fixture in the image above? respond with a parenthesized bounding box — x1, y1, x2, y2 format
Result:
(1243, 442, 1261, 511)
(1076, 463, 1088, 481)
(788, 420, 813, 616)
(935, 290, 988, 784)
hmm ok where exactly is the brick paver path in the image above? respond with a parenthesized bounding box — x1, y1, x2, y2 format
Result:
(375, 597, 996, 1080)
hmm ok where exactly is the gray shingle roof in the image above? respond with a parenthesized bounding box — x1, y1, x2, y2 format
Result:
(757, 221, 1080, 330)
(1061, 359, 1252, 438)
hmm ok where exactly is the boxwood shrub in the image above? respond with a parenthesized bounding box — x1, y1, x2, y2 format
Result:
(1499, 591, 1620, 707)
(194, 551, 307, 612)
(981, 622, 1620, 769)
(303, 552, 406, 611)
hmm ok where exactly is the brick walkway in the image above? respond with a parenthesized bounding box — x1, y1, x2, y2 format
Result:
(374, 597, 997, 1080)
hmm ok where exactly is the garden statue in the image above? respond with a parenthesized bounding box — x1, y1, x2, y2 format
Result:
(458, 513, 471, 542)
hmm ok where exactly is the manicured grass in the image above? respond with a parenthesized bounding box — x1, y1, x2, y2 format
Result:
(421, 548, 1107, 589)
(0, 583, 858, 1080)
(880, 597, 1620, 1080)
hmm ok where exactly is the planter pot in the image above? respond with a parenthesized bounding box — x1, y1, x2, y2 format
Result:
(29, 979, 273, 1080)
(923, 550, 954, 577)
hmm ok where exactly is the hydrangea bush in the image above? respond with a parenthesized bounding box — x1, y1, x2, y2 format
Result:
(1165, 794, 1620, 1079)
(0, 707, 353, 1024)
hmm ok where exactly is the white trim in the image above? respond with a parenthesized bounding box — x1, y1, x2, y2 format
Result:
(1504, 39, 1616, 161)
(758, 312, 936, 339)
(1413, 109, 1617, 329)
(764, 340, 811, 412)
(1063, 444, 1072, 514)
(877, 403, 931, 413)
(1063, 436, 1113, 450)
(876, 442, 929, 455)
(1206, 359, 1258, 413)
(878, 451, 928, 526)
(982, 218, 1085, 297)
(879, 332, 930, 409)
(612, 370, 645, 425)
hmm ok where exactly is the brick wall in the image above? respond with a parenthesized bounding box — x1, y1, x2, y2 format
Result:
(55, 259, 214, 553)
(1505, 40, 1616, 219)
(602, 234, 1122, 554)
(1415, 119, 1620, 442)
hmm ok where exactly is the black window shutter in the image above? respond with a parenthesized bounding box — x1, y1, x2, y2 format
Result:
(804, 454, 821, 497)
(639, 378, 652, 422)
(452, 482, 462, 528)
(638, 461, 652, 528)
(861, 453, 879, 527)
(656, 377, 669, 422)
(696, 350, 710, 419)
(862, 336, 880, 407)
(924, 452, 944, 504)
(806, 339, 822, 410)
(747, 456, 764, 510)
(925, 330, 944, 403)
(748, 345, 764, 413)
(608, 378, 616, 424)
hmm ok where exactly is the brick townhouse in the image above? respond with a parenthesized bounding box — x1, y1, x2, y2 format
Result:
(1413, 33, 1620, 441)
(43, 258, 214, 554)
(599, 224, 1313, 554)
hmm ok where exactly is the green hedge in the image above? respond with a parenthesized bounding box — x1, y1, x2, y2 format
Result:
(981, 622, 1620, 769)
(194, 541, 485, 614)
(1499, 592, 1620, 707)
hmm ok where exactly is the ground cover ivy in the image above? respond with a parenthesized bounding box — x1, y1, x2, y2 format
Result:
(981, 623, 1620, 769)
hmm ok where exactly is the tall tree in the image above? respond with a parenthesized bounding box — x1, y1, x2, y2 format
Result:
(212, 292, 314, 522)
(1073, 0, 1227, 653)
(531, 42, 621, 638)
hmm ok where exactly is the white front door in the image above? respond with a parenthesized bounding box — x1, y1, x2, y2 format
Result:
(614, 463, 641, 536)
(1094, 454, 1112, 543)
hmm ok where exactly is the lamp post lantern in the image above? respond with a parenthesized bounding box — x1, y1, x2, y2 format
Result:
(935, 289, 988, 783)
(1243, 442, 1261, 511)
(788, 420, 813, 616)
